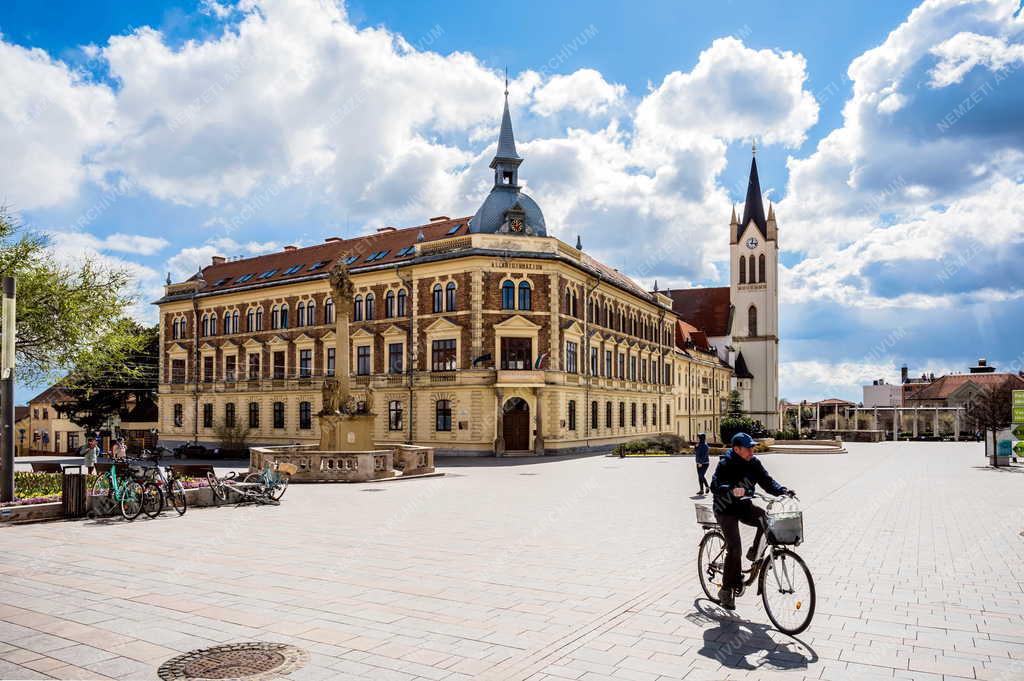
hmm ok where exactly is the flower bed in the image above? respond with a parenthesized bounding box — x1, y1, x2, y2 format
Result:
(1, 471, 212, 508)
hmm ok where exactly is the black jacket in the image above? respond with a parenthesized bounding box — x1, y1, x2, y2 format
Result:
(710, 450, 787, 514)
(694, 442, 710, 465)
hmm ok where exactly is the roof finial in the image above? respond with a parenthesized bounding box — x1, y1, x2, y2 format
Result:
(751, 138, 757, 157)
(504, 66, 509, 97)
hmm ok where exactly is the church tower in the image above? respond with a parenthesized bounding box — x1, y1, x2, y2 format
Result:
(729, 144, 779, 430)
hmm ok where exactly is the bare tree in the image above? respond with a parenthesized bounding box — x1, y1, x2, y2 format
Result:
(964, 384, 1013, 467)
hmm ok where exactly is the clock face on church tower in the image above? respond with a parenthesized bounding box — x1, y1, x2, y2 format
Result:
(746, 237, 759, 250)
(510, 218, 524, 233)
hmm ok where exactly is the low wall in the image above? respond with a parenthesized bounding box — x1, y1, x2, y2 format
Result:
(250, 443, 436, 483)
(815, 430, 885, 443)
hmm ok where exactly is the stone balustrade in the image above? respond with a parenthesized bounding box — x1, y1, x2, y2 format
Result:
(250, 443, 436, 482)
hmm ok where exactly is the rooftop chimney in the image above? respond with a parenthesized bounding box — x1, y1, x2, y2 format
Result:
(283, 245, 297, 251)
(429, 216, 450, 222)
(970, 358, 995, 373)
(377, 226, 397, 233)
(211, 255, 226, 265)
(900, 365, 908, 384)
(324, 237, 342, 243)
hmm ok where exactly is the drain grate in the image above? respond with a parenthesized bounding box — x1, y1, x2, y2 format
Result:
(158, 642, 308, 681)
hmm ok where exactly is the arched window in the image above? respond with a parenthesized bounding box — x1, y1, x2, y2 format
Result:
(565, 289, 572, 314)
(396, 289, 407, 316)
(221, 312, 229, 334)
(739, 256, 747, 284)
(435, 399, 452, 432)
(324, 298, 334, 323)
(748, 254, 756, 284)
(501, 281, 515, 309)
(385, 290, 395, 318)
(353, 296, 363, 321)
(365, 294, 375, 320)
(571, 293, 578, 318)
(296, 302, 305, 327)
(518, 281, 531, 310)
(271, 306, 280, 329)
(201, 315, 209, 337)
(210, 314, 217, 335)
(432, 284, 443, 313)
(247, 309, 255, 332)
(306, 301, 316, 326)
(255, 307, 263, 330)
(748, 305, 758, 337)
(446, 282, 456, 311)
(758, 253, 766, 283)
(280, 304, 289, 329)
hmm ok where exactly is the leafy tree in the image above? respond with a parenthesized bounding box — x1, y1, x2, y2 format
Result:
(726, 389, 744, 418)
(54, 322, 159, 432)
(0, 208, 139, 386)
(214, 418, 252, 454)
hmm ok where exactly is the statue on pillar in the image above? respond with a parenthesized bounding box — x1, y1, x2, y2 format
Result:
(320, 257, 358, 416)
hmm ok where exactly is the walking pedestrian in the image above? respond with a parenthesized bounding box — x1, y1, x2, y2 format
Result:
(79, 436, 101, 475)
(695, 432, 710, 495)
(111, 437, 127, 462)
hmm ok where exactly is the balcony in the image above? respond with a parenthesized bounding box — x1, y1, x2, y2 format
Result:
(496, 369, 545, 386)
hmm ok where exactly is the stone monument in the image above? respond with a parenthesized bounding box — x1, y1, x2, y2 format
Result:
(318, 257, 377, 450)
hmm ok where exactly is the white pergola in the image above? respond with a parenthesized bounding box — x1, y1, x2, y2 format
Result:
(780, 403, 967, 441)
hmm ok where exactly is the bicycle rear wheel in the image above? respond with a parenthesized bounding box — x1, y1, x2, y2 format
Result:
(120, 481, 145, 521)
(90, 473, 116, 517)
(697, 530, 727, 602)
(170, 479, 187, 515)
(760, 547, 815, 635)
(141, 482, 163, 519)
(270, 475, 289, 501)
(207, 473, 227, 505)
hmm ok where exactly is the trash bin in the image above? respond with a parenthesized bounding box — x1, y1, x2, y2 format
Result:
(61, 465, 87, 518)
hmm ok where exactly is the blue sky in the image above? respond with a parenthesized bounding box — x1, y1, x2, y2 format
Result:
(1, 0, 1023, 403)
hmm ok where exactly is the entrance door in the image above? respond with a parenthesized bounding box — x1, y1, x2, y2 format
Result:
(503, 398, 530, 451)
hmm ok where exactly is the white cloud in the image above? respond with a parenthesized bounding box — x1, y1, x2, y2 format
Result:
(635, 37, 819, 148)
(0, 41, 115, 210)
(166, 237, 281, 280)
(42, 230, 168, 256)
(929, 32, 1024, 86)
(531, 69, 625, 117)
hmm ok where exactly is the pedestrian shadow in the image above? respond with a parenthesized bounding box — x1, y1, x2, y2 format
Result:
(687, 598, 817, 672)
(971, 465, 1024, 473)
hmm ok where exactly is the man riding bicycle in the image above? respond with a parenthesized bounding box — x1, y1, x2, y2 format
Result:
(711, 432, 795, 609)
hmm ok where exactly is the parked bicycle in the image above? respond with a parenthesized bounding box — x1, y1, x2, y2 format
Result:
(91, 460, 156, 521)
(696, 492, 816, 635)
(206, 460, 294, 505)
(244, 460, 293, 501)
(139, 450, 187, 518)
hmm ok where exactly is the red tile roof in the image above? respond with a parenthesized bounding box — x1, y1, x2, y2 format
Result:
(665, 287, 732, 337)
(815, 398, 856, 406)
(908, 373, 1024, 401)
(186, 217, 471, 294)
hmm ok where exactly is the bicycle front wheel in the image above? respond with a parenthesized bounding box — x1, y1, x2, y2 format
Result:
(697, 530, 727, 602)
(207, 473, 226, 505)
(170, 479, 187, 515)
(120, 481, 145, 521)
(760, 547, 816, 635)
(141, 482, 163, 519)
(270, 475, 289, 501)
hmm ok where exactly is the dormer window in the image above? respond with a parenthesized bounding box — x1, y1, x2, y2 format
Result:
(503, 171, 514, 184)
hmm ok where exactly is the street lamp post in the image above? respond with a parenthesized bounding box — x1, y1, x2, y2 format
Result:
(1, 276, 15, 502)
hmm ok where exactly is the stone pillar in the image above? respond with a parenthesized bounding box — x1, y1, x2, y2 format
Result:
(533, 387, 545, 455)
(470, 269, 483, 360)
(548, 273, 561, 371)
(913, 408, 919, 437)
(872, 408, 878, 432)
(893, 409, 899, 441)
(954, 410, 960, 441)
(336, 309, 351, 397)
(494, 389, 505, 457)
(815, 404, 820, 431)
(933, 409, 939, 437)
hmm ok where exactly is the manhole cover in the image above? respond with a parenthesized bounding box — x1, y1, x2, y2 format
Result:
(158, 642, 308, 681)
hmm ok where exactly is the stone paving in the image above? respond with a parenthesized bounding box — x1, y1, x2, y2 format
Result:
(1, 442, 1022, 680)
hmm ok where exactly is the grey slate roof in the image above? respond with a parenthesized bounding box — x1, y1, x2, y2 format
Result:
(741, 156, 767, 237)
(470, 187, 546, 235)
(494, 95, 520, 161)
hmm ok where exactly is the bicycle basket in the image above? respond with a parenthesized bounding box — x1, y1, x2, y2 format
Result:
(695, 503, 717, 526)
(767, 510, 803, 545)
(277, 462, 298, 476)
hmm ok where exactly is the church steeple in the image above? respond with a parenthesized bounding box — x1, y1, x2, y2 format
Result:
(740, 143, 767, 238)
(490, 78, 522, 188)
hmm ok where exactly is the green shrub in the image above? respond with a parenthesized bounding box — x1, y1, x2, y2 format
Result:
(720, 416, 769, 444)
(13, 471, 99, 500)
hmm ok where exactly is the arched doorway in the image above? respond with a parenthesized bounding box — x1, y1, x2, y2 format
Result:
(503, 397, 530, 451)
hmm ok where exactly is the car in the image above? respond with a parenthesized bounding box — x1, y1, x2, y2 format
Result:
(172, 442, 210, 459)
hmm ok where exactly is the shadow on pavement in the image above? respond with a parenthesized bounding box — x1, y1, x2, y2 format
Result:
(687, 598, 817, 672)
(435, 452, 606, 467)
(971, 465, 1024, 473)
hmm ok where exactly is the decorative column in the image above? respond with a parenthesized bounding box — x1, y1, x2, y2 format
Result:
(533, 387, 545, 455)
(815, 403, 820, 431)
(893, 409, 900, 441)
(872, 408, 878, 432)
(933, 409, 939, 438)
(494, 388, 505, 457)
(913, 407, 919, 437)
(954, 410, 960, 441)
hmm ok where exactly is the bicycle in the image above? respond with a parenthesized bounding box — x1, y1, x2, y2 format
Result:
(91, 460, 154, 521)
(139, 451, 188, 517)
(695, 492, 816, 635)
(243, 460, 294, 502)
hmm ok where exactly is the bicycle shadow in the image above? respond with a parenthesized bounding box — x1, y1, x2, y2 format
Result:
(687, 598, 818, 672)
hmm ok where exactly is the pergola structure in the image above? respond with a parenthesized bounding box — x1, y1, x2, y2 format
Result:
(779, 402, 967, 441)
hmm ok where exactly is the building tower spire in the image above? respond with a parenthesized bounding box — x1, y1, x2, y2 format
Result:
(490, 74, 522, 187)
(740, 144, 767, 237)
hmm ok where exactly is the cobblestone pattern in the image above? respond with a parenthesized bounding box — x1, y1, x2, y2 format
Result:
(0, 442, 1021, 680)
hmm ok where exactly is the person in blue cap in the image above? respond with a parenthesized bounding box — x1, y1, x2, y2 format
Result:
(710, 432, 795, 609)
(694, 432, 710, 495)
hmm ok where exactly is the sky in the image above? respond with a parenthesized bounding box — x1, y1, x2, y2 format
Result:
(1, 0, 1023, 404)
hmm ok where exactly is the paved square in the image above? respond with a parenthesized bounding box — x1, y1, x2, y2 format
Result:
(2, 442, 1023, 680)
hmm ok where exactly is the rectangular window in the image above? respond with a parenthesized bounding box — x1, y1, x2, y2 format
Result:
(388, 343, 404, 374)
(619, 402, 625, 428)
(326, 347, 335, 376)
(435, 399, 452, 431)
(248, 353, 260, 379)
(203, 356, 214, 382)
(173, 403, 183, 427)
(631, 403, 637, 427)
(273, 401, 285, 429)
(202, 403, 213, 428)
(388, 400, 403, 431)
(225, 355, 236, 381)
(567, 400, 577, 431)
(357, 345, 371, 375)
(605, 401, 613, 429)
(630, 356, 637, 381)
(605, 350, 612, 378)
(500, 337, 532, 370)
(225, 402, 236, 428)
(299, 349, 312, 378)
(590, 347, 598, 376)
(273, 351, 285, 379)
(299, 401, 311, 429)
(565, 341, 578, 374)
(431, 339, 457, 371)
(590, 401, 598, 430)
(249, 402, 259, 428)
(171, 359, 186, 384)
(617, 353, 625, 379)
